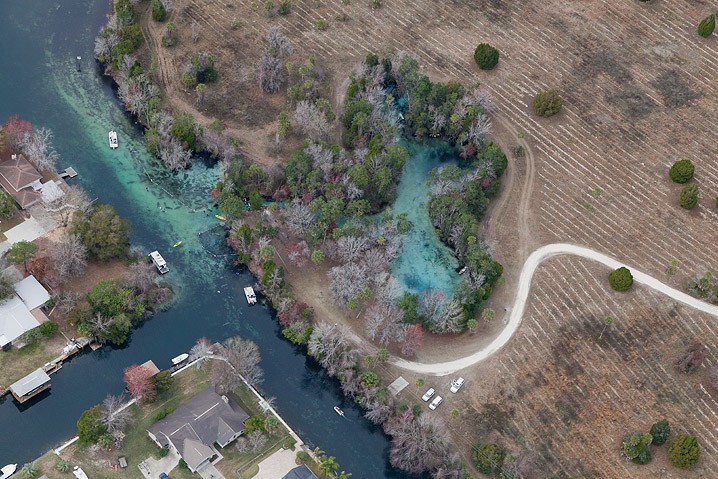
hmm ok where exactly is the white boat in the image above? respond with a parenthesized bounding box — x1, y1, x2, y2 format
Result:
(334, 406, 345, 417)
(1, 465, 17, 479)
(244, 286, 257, 305)
(109, 130, 118, 149)
(72, 467, 88, 479)
(171, 353, 189, 365)
(149, 250, 169, 274)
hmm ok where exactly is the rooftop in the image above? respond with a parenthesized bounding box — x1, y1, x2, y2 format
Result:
(0, 295, 40, 345)
(0, 154, 42, 191)
(282, 466, 319, 479)
(9, 368, 51, 397)
(14, 275, 50, 310)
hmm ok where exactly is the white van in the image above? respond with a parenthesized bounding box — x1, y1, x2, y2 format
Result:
(429, 395, 443, 410)
(450, 377, 465, 393)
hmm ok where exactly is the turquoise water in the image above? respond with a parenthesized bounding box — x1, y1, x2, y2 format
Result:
(391, 139, 461, 296)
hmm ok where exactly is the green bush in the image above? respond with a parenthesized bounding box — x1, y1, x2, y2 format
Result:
(533, 90, 563, 117)
(472, 443, 506, 475)
(474, 43, 500, 70)
(178, 459, 188, 470)
(153, 406, 175, 422)
(39, 321, 59, 337)
(698, 14, 715, 37)
(608, 266, 633, 292)
(0, 190, 16, 220)
(76, 406, 107, 444)
(55, 460, 71, 473)
(650, 419, 671, 446)
(622, 432, 653, 464)
(278, 0, 291, 14)
(156, 447, 169, 458)
(151, 0, 166, 21)
(668, 159, 694, 183)
(669, 435, 700, 468)
(244, 416, 266, 434)
(296, 450, 312, 464)
(679, 184, 699, 210)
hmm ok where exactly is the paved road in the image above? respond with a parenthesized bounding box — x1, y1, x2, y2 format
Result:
(391, 243, 718, 376)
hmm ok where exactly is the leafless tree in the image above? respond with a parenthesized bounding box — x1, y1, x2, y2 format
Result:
(675, 342, 707, 373)
(191, 19, 202, 42)
(307, 322, 357, 376)
(385, 410, 451, 474)
(467, 114, 491, 147)
(160, 138, 192, 171)
(294, 100, 329, 141)
(501, 451, 539, 479)
(433, 299, 463, 333)
(364, 397, 394, 425)
(94, 30, 120, 61)
(336, 235, 369, 263)
(418, 289, 446, 326)
(213, 336, 264, 391)
(101, 394, 132, 435)
(48, 234, 88, 279)
(432, 453, 465, 479)
(328, 262, 370, 305)
(46, 185, 91, 227)
(365, 301, 406, 345)
(123, 263, 169, 307)
(118, 73, 159, 122)
(284, 198, 315, 236)
(255, 27, 292, 94)
(20, 128, 59, 172)
(306, 142, 334, 180)
(189, 336, 214, 361)
(247, 430, 267, 451)
(467, 86, 497, 114)
(266, 26, 293, 57)
(87, 312, 113, 339)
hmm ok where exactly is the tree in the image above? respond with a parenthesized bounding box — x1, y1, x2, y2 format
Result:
(123, 364, 156, 403)
(376, 347, 389, 363)
(474, 43, 499, 70)
(152, 370, 174, 393)
(698, 14, 715, 37)
(7, 240, 38, 273)
(472, 443, 506, 474)
(195, 83, 206, 106)
(0, 274, 14, 302)
(401, 324, 424, 357)
(598, 315, 614, 340)
(385, 411, 450, 473)
(212, 336, 264, 392)
(674, 342, 706, 373)
(415, 377, 425, 394)
(3, 115, 33, 151)
(532, 90, 563, 117)
(151, 0, 166, 21)
(0, 190, 16, 220)
(72, 203, 131, 261)
(100, 394, 132, 435)
(669, 435, 700, 468)
(679, 184, 699, 209)
(20, 127, 59, 172)
(98, 433, 115, 450)
(20, 463, 37, 479)
(650, 419, 671, 446)
(294, 100, 329, 141)
(276, 111, 291, 146)
(608, 266, 633, 292)
(308, 322, 357, 376)
(159, 138, 192, 171)
(481, 307, 495, 323)
(46, 184, 91, 227)
(668, 159, 694, 183)
(256, 27, 292, 93)
(189, 336, 214, 361)
(48, 234, 88, 279)
(77, 405, 107, 444)
(622, 432, 653, 464)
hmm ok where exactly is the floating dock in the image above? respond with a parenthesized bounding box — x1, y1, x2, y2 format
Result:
(59, 167, 77, 178)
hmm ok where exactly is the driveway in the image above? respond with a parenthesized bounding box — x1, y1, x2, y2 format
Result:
(252, 448, 298, 479)
(197, 462, 225, 479)
(138, 450, 180, 479)
(4, 217, 45, 244)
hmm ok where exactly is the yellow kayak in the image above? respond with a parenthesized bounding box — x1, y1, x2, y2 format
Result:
(215, 215, 226, 221)
(173, 241, 183, 248)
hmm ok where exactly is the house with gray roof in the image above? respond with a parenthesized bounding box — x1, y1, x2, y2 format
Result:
(147, 386, 249, 472)
(282, 466, 319, 479)
(0, 275, 49, 348)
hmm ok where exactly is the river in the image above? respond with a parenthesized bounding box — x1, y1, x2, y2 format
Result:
(0, 2, 420, 477)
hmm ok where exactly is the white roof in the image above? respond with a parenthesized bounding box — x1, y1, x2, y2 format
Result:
(0, 296, 40, 343)
(14, 275, 50, 310)
(40, 180, 65, 203)
(150, 251, 166, 266)
(9, 367, 50, 397)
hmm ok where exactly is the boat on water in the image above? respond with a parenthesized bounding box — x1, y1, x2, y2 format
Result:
(149, 250, 169, 274)
(334, 406, 345, 417)
(108, 130, 118, 149)
(173, 241, 183, 248)
(1, 464, 17, 479)
(215, 214, 226, 221)
(171, 353, 189, 365)
(244, 286, 257, 305)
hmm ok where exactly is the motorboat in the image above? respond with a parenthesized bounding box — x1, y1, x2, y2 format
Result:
(171, 353, 189, 365)
(244, 286, 257, 305)
(149, 250, 169, 274)
(109, 130, 118, 149)
(1, 465, 17, 479)
(334, 406, 345, 417)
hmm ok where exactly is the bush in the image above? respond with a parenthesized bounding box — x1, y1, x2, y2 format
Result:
(698, 14, 715, 37)
(156, 447, 169, 458)
(39, 321, 59, 337)
(296, 450, 312, 464)
(474, 43, 500, 70)
(472, 443, 506, 475)
(669, 435, 700, 468)
(278, 0, 291, 14)
(178, 459, 188, 470)
(608, 266, 633, 292)
(244, 416, 266, 434)
(76, 405, 107, 444)
(679, 184, 699, 209)
(650, 419, 671, 445)
(153, 406, 175, 422)
(151, 0, 166, 21)
(55, 460, 70, 473)
(622, 432, 653, 464)
(0, 190, 16, 220)
(533, 90, 563, 117)
(668, 159, 694, 183)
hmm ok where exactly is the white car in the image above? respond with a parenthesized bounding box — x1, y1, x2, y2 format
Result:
(429, 395, 443, 410)
(421, 388, 435, 402)
(450, 377, 465, 393)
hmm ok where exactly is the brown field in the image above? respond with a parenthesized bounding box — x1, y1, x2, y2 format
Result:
(140, 0, 718, 476)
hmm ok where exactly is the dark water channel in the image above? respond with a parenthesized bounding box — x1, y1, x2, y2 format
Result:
(0, 2, 419, 477)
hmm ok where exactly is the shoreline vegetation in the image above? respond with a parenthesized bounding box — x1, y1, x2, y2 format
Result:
(94, 1, 508, 476)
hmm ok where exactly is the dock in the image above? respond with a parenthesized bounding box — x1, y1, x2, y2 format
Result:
(9, 368, 52, 403)
(59, 167, 77, 178)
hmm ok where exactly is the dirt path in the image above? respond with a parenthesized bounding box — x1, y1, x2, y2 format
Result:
(391, 242, 718, 376)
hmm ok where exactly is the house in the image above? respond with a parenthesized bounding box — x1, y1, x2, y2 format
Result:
(8, 367, 51, 403)
(282, 466, 319, 479)
(0, 154, 43, 209)
(0, 275, 50, 348)
(147, 386, 249, 472)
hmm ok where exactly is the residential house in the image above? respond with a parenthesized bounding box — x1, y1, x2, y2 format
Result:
(282, 466, 319, 479)
(0, 275, 50, 348)
(147, 386, 249, 472)
(0, 154, 42, 209)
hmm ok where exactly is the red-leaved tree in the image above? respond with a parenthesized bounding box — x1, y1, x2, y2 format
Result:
(278, 302, 313, 326)
(401, 324, 424, 357)
(3, 115, 33, 151)
(123, 364, 156, 403)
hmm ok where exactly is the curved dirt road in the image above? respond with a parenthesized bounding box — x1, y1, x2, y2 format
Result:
(391, 243, 718, 376)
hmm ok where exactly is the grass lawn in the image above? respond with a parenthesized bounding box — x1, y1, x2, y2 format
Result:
(0, 209, 25, 240)
(0, 332, 66, 390)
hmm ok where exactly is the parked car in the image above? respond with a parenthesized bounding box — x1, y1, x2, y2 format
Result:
(429, 395, 443, 410)
(159, 473, 169, 479)
(421, 387, 436, 402)
(450, 377, 465, 393)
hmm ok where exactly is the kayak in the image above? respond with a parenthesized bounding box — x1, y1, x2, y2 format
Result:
(173, 241, 182, 248)
(215, 215, 226, 221)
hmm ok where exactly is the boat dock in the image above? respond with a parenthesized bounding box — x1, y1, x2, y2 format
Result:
(244, 286, 257, 305)
(59, 167, 77, 178)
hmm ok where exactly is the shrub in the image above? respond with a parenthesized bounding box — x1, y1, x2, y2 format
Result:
(151, 0, 166, 21)
(669, 435, 700, 468)
(679, 184, 699, 209)
(178, 459, 188, 470)
(698, 14, 715, 37)
(153, 406, 175, 422)
(157, 447, 169, 458)
(55, 460, 70, 473)
(76, 405, 107, 444)
(608, 266, 633, 292)
(473, 43, 500, 70)
(278, 0, 291, 14)
(650, 419, 671, 445)
(244, 416, 266, 434)
(316, 18, 328, 30)
(668, 159, 694, 183)
(472, 443, 506, 475)
(533, 90, 563, 117)
(622, 432, 653, 464)
(39, 321, 59, 337)
(296, 450, 312, 464)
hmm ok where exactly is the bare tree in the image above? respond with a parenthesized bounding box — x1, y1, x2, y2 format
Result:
(433, 299, 463, 333)
(160, 138, 192, 170)
(294, 100, 329, 141)
(466, 87, 497, 114)
(501, 451, 539, 479)
(336, 235, 369, 263)
(118, 73, 159, 123)
(189, 336, 214, 361)
(418, 289, 446, 326)
(365, 301, 406, 345)
(46, 185, 91, 227)
(48, 234, 88, 279)
(213, 336, 264, 390)
(284, 198, 315, 236)
(385, 410, 451, 473)
(307, 322, 357, 376)
(247, 430, 268, 451)
(266, 26, 293, 57)
(100, 394, 132, 434)
(255, 27, 291, 93)
(191, 19, 202, 42)
(467, 114, 491, 147)
(328, 262, 370, 305)
(87, 312, 112, 339)
(20, 128, 59, 172)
